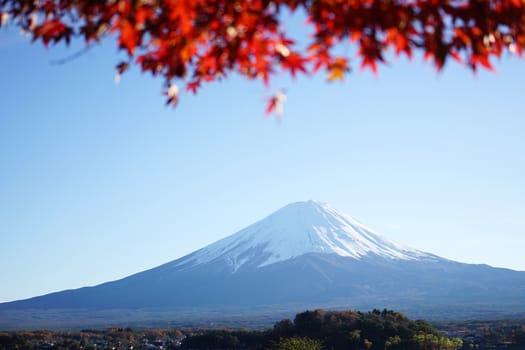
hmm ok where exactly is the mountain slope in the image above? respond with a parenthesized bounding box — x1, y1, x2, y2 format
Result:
(1, 200, 524, 322)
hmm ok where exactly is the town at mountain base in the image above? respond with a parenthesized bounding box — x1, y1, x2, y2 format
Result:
(2, 201, 524, 328)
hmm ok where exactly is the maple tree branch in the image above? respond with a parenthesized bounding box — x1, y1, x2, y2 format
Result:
(50, 45, 93, 65)
(1, 0, 524, 113)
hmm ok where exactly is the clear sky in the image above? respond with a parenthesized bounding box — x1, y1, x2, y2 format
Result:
(1, 20, 524, 303)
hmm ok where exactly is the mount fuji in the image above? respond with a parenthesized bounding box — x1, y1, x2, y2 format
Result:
(2, 200, 525, 326)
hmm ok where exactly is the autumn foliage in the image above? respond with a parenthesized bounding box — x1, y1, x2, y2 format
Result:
(1, 0, 524, 112)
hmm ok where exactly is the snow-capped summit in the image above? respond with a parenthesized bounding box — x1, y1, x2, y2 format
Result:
(173, 200, 436, 272)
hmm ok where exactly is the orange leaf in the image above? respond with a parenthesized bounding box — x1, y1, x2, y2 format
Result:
(327, 57, 349, 81)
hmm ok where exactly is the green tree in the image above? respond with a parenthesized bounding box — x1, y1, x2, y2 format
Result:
(278, 337, 323, 350)
(350, 330, 362, 344)
(385, 335, 401, 350)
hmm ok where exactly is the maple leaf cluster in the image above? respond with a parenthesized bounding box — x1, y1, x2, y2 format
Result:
(1, 0, 524, 113)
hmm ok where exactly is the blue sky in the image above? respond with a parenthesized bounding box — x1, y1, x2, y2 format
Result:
(1, 23, 524, 303)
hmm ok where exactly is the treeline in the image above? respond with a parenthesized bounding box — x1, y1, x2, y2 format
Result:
(182, 309, 464, 350)
(2, 310, 523, 350)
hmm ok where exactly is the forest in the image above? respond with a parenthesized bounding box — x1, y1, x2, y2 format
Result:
(1, 309, 525, 350)
(182, 309, 462, 350)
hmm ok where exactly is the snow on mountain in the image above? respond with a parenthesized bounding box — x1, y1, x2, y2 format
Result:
(172, 200, 438, 272)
